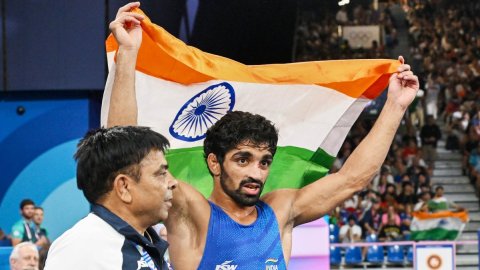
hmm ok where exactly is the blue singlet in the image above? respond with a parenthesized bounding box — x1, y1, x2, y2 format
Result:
(197, 200, 287, 270)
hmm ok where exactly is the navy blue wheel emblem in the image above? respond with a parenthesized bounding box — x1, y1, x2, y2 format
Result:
(169, 82, 236, 141)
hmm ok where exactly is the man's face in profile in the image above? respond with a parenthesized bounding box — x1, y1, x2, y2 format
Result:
(33, 209, 44, 226)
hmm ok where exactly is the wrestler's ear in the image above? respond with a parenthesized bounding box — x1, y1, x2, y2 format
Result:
(207, 153, 221, 177)
(113, 174, 133, 203)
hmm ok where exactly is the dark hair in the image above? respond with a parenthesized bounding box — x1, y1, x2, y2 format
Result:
(386, 183, 396, 190)
(420, 183, 430, 189)
(75, 126, 169, 204)
(419, 191, 430, 198)
(402, 181, 413, 188)
(435, 185, 444, 191)
(20, 199, 34, 210)
(203, 111, 278, 166)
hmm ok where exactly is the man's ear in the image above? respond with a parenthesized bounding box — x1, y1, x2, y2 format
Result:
(207, 153, 221, 177)
(9, 258, 16, 267)
(112, 174, 133, 203)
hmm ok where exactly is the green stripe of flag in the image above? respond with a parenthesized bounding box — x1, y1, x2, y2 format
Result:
(411, 228, 460, 241)
(166, 146, 335, 197)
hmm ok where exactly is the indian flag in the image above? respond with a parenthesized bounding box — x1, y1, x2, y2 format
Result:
(411, 211, 469, 240)
(101, 9, 400, 197)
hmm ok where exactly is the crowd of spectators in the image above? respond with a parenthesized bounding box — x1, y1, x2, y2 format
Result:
(405, 0, 480, 197)
(328, 115, 444, 244)
(294, 2, 399, 61)
(294, 0, 477, 248)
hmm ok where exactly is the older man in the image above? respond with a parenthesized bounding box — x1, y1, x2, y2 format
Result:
(9, 242, 39, 270)
(44, 126, 177, 270)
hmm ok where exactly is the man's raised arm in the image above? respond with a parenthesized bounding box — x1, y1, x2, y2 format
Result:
(106, 2, 144, 127)
(272, 56, 419, 227)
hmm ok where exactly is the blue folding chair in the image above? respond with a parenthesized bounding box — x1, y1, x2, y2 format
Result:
(0, 247, 13, 270)
(329, 234, 339, 243)
(330, 246, 342, 265)
(345, 246, 362, 265)
(406, 246, 413, 263)
(329, 224, 339, 240)
(387, 245, 405, 264)
(367, 245, 384, 264)
(365, 234, 384, 264)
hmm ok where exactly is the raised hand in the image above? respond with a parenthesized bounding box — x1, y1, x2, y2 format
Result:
(109, 2, 144, 51)
(387, 56, 419, 110)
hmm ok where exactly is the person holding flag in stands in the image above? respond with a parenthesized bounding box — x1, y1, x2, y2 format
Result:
(104, 2, 419, 269)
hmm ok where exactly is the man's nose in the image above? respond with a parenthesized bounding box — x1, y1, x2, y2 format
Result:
(167, 172, 178, 190)
(247, 166, 265, 181)
(28, 257, 38, 265)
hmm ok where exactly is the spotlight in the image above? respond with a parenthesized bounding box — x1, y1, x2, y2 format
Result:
(16, 106, 25, 116)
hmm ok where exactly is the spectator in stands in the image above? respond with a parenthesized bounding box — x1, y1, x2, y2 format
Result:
(378, 214, 402, 241)
(335, 6, 348, 25)
(425, 73, 442, 120)
(381, 205, 401, 227)
(11, 199, 46, 248)
(361, 199, 383, 237)
(428, 186, 465, 212)
(343, 193, 360, 219)
(401, 139, 418, 162)
(372, 166, 394, 194)
(381, 193, 399, 213)
(339, 215, 362, 243)
(445, 111, 463, 151)
(32, 207, 49, 249)
(462, 125, 479, 176)
(392, 150, 407, 179)
(420, 115, 442, 169)
(406, 151, 428, 169)
(419, 183, 433, 196)
(358, 189, 379, 215)
(399, 204, 413, 238)
(397, 182, 417, 206)
(406, 153, 430, 180)
(409, 89, 425, 128)
(414, 191, 432, 212)
(375, 171, 389, 194)
(0, 227, 11, 246)
(468, 143, 480, 195)
(413, 173, 430, 195)
(9, 242, 39, 270)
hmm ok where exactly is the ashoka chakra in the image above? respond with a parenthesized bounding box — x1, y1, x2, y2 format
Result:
(169, 82, 236, 141)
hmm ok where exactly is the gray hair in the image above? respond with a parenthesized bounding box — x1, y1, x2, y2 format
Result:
(9, 242, 38, 260)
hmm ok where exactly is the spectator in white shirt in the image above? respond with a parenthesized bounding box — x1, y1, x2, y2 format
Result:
(339, 215, 362, 243)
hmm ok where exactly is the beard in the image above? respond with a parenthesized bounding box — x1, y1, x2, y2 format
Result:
(220, 170, 264, 207)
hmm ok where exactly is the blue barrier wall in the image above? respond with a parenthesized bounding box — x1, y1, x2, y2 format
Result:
(0, 247, 13, 270)
(0, 92, 100, 240)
